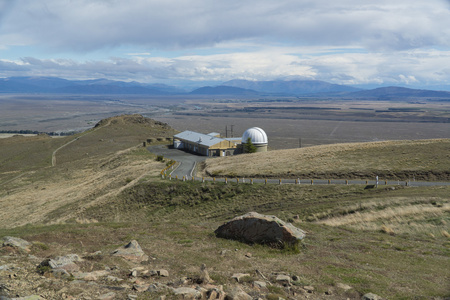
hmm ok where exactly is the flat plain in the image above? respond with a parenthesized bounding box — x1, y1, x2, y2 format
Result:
(1, 94, 449, 148)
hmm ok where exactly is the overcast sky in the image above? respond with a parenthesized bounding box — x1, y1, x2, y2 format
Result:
(1, 0, 450, 89)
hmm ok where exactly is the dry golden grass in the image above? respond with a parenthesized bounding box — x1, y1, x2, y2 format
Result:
(0, 115, 174, 228)
(202, 139, 450, 180)
(0, 146, 165, 228)
(316, 197, 450, 237)
(380, 224, 395, 235)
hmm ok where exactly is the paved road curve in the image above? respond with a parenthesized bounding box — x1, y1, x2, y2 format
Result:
(148, 145, 208, 178)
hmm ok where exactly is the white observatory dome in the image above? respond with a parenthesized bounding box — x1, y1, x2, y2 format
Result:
(241, 127, 268, 145)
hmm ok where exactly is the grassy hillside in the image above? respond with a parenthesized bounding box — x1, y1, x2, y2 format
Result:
(202, 139, 450, 181)
(0, 114, 176, 227)
(0, 116, 449, 299)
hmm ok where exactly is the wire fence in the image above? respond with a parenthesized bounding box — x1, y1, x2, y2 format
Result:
(158, 158, 450, 187)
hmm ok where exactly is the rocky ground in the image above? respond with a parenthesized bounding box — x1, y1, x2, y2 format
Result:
(0, 236, 382, 300)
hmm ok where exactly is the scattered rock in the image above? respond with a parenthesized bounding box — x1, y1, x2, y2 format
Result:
(111, 240, 148, 262)
(146, 283, 169, 293)
(206, 286, 226, 300)
(133, 283, 150, 292)
(275, 274, 291, 286)
(0, 283, 10, 297)
(245, 252, 252, 258)
(50, 268, 71, 279)
(172, 287, 202, 299)
(130, 266, 145, 272)
(206, 289, 219, 300)
(215, 212, 305, 247)
(1, 236, 32, 253)
(106, 275, 123, 283)
(336, 283, 352, 291)
(200, 264, 212, 284)
(253, 281, 267, 290)
(232, 273, 250, 283)
(157, 269, 169, 277)
(0, 265, 11, 271)
(72, 270, 109, 281)
(225, 286, 252, 300)
(255, 269, 267, 280)
(98, 292, 116, 300)
(39, 254, 82, 273)
(8, 296, 44, 300)
(362, 293, 382, 300)
(303, 285, 314, 293)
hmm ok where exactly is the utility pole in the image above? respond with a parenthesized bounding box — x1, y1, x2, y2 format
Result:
(225, 125, 228, 138)
(299, 138, 302, 148)
(230, 125, 234, 138)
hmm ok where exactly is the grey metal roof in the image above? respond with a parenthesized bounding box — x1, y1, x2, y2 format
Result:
(174, 130, 229, 147)
(207, 132, 221, 137)
(224, 137, 241, 142)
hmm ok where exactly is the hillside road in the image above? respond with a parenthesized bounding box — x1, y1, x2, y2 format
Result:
(147, 145, 207, 178)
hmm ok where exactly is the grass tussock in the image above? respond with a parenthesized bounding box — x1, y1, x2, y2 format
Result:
(380, 224, 395, 236)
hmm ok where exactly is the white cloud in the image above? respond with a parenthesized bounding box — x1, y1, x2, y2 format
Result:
(1, 47, 449, 88)
(399, 75, 418, 84)
(126, 53, 151, 56)
(1, 0, 449, 52)
(1, 0, 450, 88)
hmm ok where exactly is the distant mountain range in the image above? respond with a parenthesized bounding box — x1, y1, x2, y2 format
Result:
(189, 85, 260, 95)
(0, 77, 184, 95)
(221, 79, 360, 95)
(347, 86, 450, 99)
(1, 76, 450, 99)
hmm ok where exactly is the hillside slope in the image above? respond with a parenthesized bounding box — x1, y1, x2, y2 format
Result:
(0, 115, 176, 228)
(202, 139, 450, 181)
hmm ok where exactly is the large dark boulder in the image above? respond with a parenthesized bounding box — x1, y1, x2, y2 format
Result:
(215, 212, 305, 248)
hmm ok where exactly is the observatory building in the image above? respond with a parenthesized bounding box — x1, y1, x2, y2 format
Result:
(241, 127, 268, 153)
(173, 127, 268, 156)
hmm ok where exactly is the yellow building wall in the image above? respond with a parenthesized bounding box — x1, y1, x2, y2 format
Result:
(175, 137, 238, 156)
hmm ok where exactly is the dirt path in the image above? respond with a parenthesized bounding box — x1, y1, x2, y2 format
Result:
(0, 173, 26, 187)
(0, 143, 161, 228)
(52, 120, 111, 167)
(53, 144, 152, 224)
